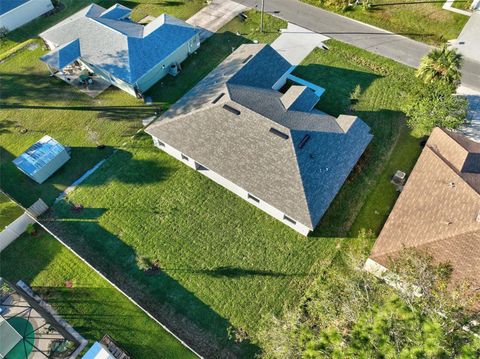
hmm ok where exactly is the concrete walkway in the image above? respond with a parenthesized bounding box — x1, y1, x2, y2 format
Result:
(442, 0, 472, 17)
(233, 0, 480, 91)
(457, 85, 480, 142)
(187, 0, 247, 41)
(271, 23, 329, 65)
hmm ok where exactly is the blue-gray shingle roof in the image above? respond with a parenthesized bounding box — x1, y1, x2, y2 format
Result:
(146, 44, 373, 230)
(39, 4, 198, 85)
(40, 39, 80, 69)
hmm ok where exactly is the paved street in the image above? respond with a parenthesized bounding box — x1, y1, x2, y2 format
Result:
(233, 0, 480, 90)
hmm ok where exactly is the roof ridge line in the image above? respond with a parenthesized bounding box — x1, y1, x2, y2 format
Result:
(426, 143, 480, 196)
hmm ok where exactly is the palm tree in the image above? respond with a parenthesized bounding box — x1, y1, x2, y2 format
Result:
(416, 45, 463, 88)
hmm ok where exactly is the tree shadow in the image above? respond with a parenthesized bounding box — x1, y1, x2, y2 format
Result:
(40, 206, 260, 358)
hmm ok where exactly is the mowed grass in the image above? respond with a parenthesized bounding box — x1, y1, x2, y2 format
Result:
(0, 0, 206, 54)
(0, 11, 285, 208)
(0, 192, 24, 228)
(302, 0, 468, 45)
(44, 41, 424, 356)
(0, 230, 197, 359)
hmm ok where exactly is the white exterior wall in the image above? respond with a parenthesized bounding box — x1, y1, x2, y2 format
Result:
(29, 148, 70, 184)
(82, 60, 136, 96)
(152, 137, 311, 236)
(136, 33, 201, 93)
(0, 0, 53, 32)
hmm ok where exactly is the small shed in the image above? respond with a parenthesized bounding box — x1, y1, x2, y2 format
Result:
(0, 0, 54, 32)
(13, 135, 70, 184)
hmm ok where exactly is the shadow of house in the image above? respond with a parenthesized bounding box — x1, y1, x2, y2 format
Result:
(40, 204, 260, 358)
(292, 63, 383, 116)
(145, 31, 253, 105)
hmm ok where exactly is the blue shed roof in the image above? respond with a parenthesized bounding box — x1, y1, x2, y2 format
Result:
(40, 39, 80, 69)
(0, 0, 29, 16)
(13, 136, 66, 176)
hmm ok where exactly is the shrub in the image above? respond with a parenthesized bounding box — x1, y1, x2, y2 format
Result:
(136, 255, 153, 271)
(26, 223, 37, 236)
(403, 82, 467, 136)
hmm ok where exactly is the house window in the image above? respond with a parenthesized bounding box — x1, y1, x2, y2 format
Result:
(181, 154, 189, 161)
(283, 215, 296, 225)
(248, 193, 260, 203)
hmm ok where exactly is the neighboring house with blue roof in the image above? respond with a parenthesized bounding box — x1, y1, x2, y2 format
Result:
(0, 0, 53, 32)
(39, 3, 200, 96)
(13, 135, 70, 184)
(146, 44, 373, 235)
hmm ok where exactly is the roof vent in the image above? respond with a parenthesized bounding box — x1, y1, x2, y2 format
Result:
(269, 127, 289, 140)
(476, 211, 480, 223)
(223, 104, 241, 115)
(449, 182, 456, 188)
(212, 93, 224, 104)
(242, 54, 253, 64)
(299, 134, 311, 149)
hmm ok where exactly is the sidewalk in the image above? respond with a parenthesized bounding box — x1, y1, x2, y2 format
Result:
(187, 0, 247, 41)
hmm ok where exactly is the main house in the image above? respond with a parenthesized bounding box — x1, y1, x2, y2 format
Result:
(366, 128, 480, 289)
(146, 44, 372, 235)
(39, 3, 200, 97)
(0, 0, 53, 32)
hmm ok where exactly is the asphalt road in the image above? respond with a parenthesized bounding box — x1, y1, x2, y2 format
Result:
(233, 0, 480, 90)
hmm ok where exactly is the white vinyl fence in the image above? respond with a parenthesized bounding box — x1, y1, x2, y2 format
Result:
(0, 198, 48, 252)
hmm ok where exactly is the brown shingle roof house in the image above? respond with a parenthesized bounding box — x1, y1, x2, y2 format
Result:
(368, 127, 480, 288)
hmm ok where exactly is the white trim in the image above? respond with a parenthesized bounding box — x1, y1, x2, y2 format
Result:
(152, 138, 312, 235)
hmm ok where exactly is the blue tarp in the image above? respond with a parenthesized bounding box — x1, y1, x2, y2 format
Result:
(99, 4, 131, 20)
(40, 39, 81, 70)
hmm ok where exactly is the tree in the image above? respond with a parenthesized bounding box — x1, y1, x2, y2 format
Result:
(257, 246, 480, 358)
(403, 82, 467, 136)
(416, 45, 463, 89)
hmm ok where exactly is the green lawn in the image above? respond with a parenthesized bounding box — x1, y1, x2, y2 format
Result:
(0, 230, 197, 359)
(452, 0, 473, 10)
(0, 192, 24, 228)
(0, 0, 206, 54)
(302, 0, 468, 45)
(39, 40, 424, 356)
(0, 11, 285, 208)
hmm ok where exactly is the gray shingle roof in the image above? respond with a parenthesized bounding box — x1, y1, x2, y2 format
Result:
(146, 44, 372, 229)
(39, 4, 198, 85)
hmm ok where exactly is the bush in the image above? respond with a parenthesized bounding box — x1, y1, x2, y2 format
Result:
(350, 84, 362, 103)
(403, 82, 467, 136)
(136, 255, 153, 271)
(26, 223, 37, 236)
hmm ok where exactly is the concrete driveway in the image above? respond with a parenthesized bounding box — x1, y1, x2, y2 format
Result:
(452, 12, 480, 63)
(187, 0, 247, 41)
(271, 23, 329, 65)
